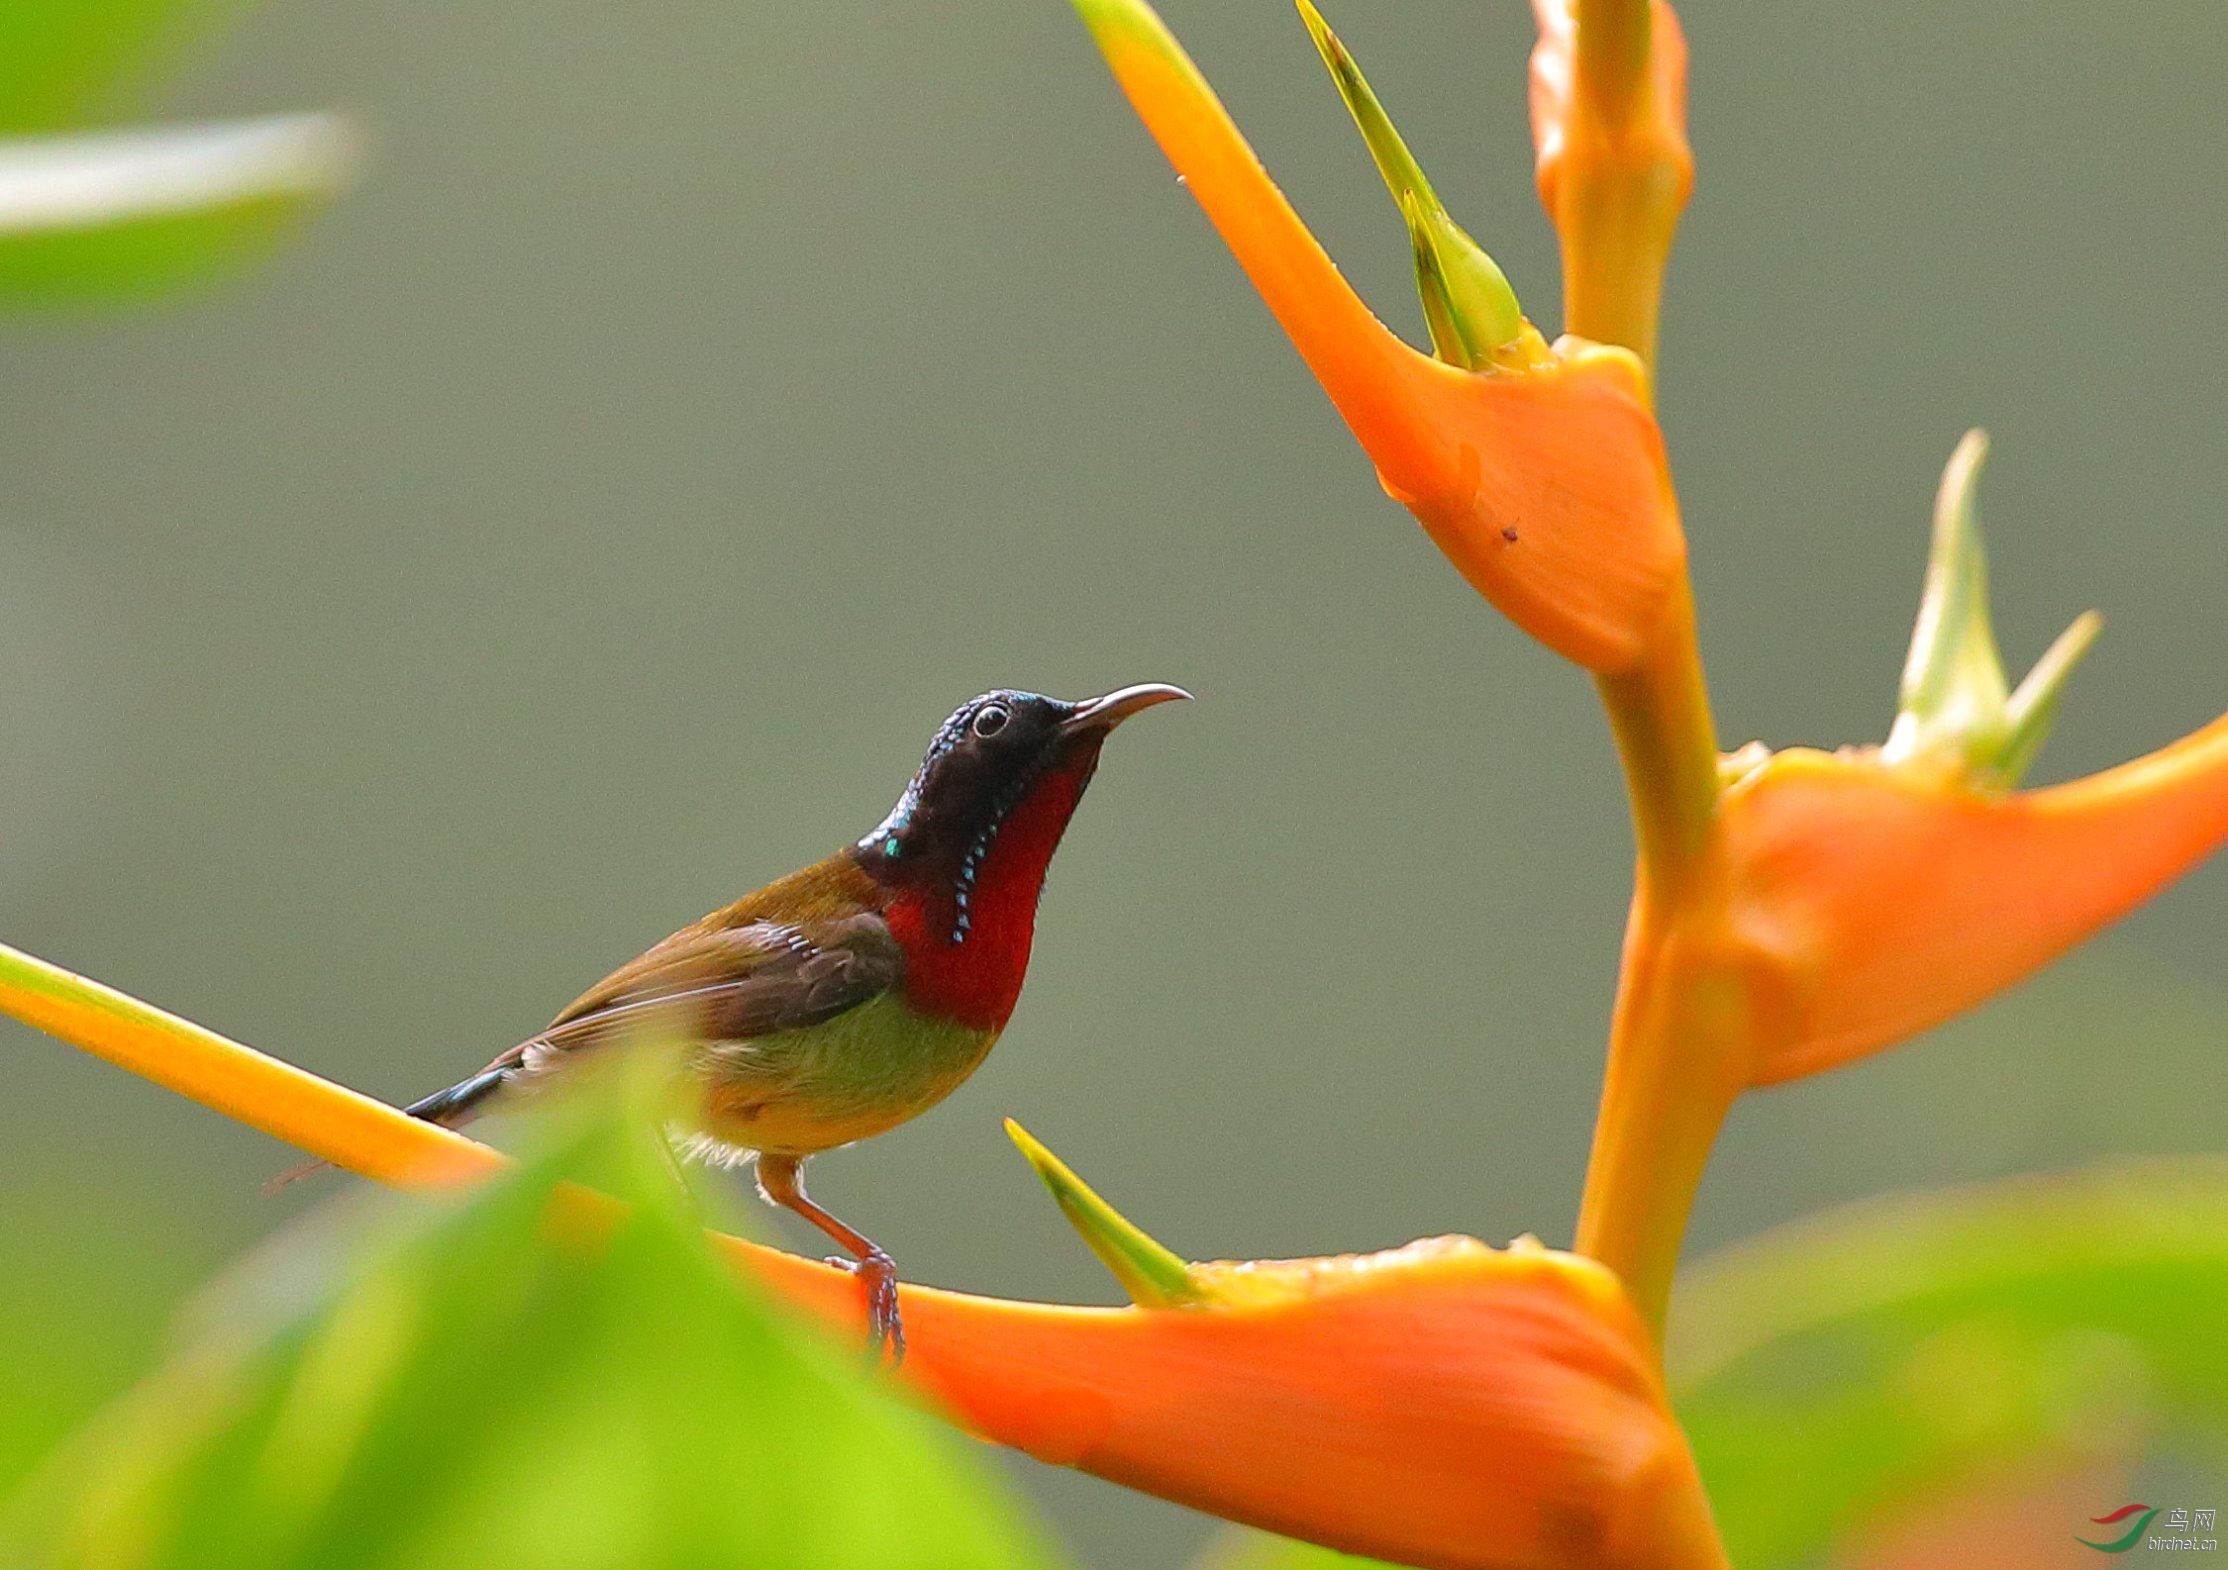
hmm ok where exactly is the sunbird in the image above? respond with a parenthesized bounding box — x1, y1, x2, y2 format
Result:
(398, 684, 1188, 1357)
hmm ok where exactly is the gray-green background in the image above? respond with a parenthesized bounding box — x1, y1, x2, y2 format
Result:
(3, 2, 2225, 1563)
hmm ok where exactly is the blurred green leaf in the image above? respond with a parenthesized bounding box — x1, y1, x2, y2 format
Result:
(0, 1102, 1066, 1570)
(0, 1201, 207, 1499)
(0, 0, 243, 134)
(0, 115, 355, 303)
(1669, 1159, 2228, 1568)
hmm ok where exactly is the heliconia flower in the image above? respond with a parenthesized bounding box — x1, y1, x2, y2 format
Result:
(1721, 722, 2228, 1084)
(866, 1121, 1727, 1570)
(1525, 0, 1694, 363)
(0, 940, 1729, 1570)
(1715, 434, 2228, 1084)
(1071, 0, 1687, 674)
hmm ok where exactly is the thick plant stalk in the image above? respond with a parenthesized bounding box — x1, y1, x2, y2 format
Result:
(1531, 0, 1721, 1337)
(1571, 877, 1755, 1337)
(1529, 0, 1694, 368)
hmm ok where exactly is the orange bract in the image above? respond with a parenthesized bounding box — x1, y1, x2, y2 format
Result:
(746, 1234, 1724, 1570)
(1075, 0, 1686, 672)
(1722, 714, 2228, 1083)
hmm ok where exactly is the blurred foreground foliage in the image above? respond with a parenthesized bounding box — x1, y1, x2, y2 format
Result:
(0, 1100, 1064, 1570)
(1, 0, 237, 132)
(0, 0, 348, 304)
(0, 1201, 205, 1499)
(1672, 1158, 2228, 1568)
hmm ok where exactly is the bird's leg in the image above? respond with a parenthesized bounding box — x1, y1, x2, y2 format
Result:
(754, 1153, 904, 1365)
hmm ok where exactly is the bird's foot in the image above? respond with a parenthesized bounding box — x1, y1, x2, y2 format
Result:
(826, 1248, 905, 1367)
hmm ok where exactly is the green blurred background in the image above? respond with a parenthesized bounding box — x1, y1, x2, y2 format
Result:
(2, 2, 2225, 1563)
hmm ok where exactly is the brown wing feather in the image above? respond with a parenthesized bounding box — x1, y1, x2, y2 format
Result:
(550, 851, 885, 1020)
(534, 911, 900, 1053)
(381, 853, 897, 1144)
(429, 854, 896, 1100)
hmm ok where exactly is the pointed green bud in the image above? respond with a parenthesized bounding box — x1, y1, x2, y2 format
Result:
(1400, 190, 1481, 370)
(1883, 430, 2101, 788)
(1999, 609, 2104, 785)
(1888, 429, 2008, 764)
(1006, 1119, 1202, 1307)
(1295, 0, 1522, 369)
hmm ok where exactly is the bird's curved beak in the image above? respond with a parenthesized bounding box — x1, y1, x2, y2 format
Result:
(1061, 683, 1193, 735)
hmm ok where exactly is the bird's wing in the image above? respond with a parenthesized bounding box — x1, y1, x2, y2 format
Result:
(544, 912, 903, 1049)
(418, 914, 903, 1115)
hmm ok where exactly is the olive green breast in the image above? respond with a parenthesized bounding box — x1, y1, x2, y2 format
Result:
(688, 992, 998, 1158)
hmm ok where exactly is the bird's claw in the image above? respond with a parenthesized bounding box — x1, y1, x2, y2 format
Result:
(826, 1249, 905, 1367)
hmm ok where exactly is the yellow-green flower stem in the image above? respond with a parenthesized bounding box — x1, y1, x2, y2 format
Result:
(1573, 885, 1757, 1343)
(1575, 0, 1653, 112)
(1579, 589, 1734, 1341)
(1553, 0, 1726, 1340)
(1563, 193, 1676, 377)
(1556, 0, 1686, 370)
(1593, 582, 1720, 890)
(1580, 583, 1740, 1341)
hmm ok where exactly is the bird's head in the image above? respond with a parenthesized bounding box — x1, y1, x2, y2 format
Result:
(855, 682, 1187, 1027)
(856, 685, 1190, 912)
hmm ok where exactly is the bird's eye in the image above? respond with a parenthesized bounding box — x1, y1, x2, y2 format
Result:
(971, 703, 1011, 738)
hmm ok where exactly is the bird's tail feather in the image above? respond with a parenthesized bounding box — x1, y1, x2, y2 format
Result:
(260, 1064, 513, 1195)
(402, 1065, 512, 1126)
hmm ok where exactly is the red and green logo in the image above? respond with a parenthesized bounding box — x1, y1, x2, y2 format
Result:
(2080, 1504, 2161, 1553)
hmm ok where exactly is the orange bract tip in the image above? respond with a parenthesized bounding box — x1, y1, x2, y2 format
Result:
(1075, 0, 1686, 670)
(1722, 711, 2228, 1083)
(770, 1234, 1724, 1570)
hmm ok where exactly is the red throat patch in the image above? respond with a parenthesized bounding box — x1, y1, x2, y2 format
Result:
(883, 755, 1096, 1031)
